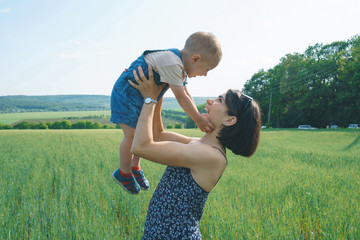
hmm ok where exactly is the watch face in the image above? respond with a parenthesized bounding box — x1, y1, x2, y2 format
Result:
(144, 97, 157, 104)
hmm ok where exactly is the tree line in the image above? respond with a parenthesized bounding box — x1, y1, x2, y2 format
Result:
(0, 95, 211, 113)
(0, 119, 195, 130)
(242, 34, 360, 128)
(0, 108, 206, 130)
(0, 106, 209, 130)
(0, 120, 117, 130)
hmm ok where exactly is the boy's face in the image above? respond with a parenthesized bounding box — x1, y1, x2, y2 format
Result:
(185, 54, 218, 78)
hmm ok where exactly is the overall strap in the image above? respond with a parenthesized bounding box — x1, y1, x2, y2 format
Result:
(143, 48, 187, 85)
(167, 48, 187, 85)
(166, 48, 183, 61)
(143, 48, 183, 61)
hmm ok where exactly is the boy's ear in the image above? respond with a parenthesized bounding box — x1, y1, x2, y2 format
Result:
(223, 116, 237, 126)
(192, 54, 201, 63)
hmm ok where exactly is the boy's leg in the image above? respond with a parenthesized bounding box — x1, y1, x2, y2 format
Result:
(120, 124, 150, 190)
(112, 124, 140, 194)
(119, 124, 135, 173)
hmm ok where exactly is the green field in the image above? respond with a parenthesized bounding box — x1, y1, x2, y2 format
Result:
(1, 129, 359, 239)
(0, 111, 111, 125)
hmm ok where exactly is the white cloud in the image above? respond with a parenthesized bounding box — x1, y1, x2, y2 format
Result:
(0, 8, 10, 13)
(73, 40, 81, 45)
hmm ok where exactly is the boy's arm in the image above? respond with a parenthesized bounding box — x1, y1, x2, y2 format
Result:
(184, 85, 196, 105)
(169, 84, 215, 133)
(152, 98, 196, 144)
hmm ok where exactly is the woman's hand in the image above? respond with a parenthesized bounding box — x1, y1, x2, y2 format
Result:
(128, 65, 166, 100)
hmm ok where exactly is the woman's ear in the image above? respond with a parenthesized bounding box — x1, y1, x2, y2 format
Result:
(223, 116, 237, 126)
(192, 54, 201, 63)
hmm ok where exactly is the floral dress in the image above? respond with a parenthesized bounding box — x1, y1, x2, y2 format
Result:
(142, 147, 227, 240)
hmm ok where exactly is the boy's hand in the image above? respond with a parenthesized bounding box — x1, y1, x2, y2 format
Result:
(129, 65, 166, 100)
(195, 115, 215, 133)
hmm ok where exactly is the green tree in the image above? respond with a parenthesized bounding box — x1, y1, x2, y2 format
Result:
(37, 122, 48, 129)
(46, 121, 53, 129)
(61, 120, 72, 129)
(102, 124, 113, 129)
(72, 121, 86, 129)
(93, 122, 102, 129)
(85, 121, 94, 129)
(185, 117, 196, 128)
(242, 35, 359, 128)
(13, 121, 31, 129)
(337, 35, 360, 124)
(52, 121, 63, 129)
(2, 124, 12, 129)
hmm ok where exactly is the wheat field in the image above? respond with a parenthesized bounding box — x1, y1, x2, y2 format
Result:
(1, 129, 359, 239)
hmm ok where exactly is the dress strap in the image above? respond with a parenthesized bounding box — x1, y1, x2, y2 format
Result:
(211, 146, 228, 165)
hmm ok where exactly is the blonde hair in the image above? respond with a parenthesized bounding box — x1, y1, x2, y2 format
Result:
(184, 32, 222, 64)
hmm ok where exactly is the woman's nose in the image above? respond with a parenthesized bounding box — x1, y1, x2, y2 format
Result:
(206, 99, 213, 105)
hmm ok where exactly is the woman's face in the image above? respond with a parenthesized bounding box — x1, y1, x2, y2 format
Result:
(204, 93, 230, 127)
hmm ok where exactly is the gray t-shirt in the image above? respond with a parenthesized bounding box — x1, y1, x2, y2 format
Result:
(144, 50, 186, 86)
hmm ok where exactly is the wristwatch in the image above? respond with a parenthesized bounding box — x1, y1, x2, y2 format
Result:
(144, 97, 157, 104)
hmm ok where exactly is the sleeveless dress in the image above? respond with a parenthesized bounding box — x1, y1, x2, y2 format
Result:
(142, 147, 227, 240)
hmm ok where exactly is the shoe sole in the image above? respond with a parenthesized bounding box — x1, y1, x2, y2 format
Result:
(112, 172, 140, 195)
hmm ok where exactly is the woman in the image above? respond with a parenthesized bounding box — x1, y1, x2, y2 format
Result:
(129, 66, 261, 239)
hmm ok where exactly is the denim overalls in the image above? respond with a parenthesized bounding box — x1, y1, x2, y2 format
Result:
(110, 48, 186, 128)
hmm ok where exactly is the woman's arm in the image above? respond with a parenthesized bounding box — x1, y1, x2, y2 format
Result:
(128, 66, 214, 168)
(129, 65, 196, 144)
(129, 66, 227, 191)
(132, 100, 221, 171)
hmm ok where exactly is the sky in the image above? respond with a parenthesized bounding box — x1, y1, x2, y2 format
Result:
(1, 0, 359, 97)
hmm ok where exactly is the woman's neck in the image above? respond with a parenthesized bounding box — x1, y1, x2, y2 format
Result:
(199, 130, 224, 151)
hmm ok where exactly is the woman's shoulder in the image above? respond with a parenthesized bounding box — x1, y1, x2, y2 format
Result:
(187, 142, 227, 192)
(187, 141, 227, 168)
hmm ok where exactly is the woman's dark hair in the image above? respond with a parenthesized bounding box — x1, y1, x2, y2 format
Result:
(216, 89, 261, 157)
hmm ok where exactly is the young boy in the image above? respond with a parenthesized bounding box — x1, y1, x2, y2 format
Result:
(111, 32, 222, 194)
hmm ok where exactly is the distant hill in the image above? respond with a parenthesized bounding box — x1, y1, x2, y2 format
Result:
(0, 95, 211, 113)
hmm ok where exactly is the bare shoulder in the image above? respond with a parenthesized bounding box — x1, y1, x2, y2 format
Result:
(186, 142, 227, 192)
(133, 139, 226, 175)
(184, 142, 227, 169)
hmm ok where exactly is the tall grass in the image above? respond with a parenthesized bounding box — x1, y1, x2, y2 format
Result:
(1, 129, 359, 239)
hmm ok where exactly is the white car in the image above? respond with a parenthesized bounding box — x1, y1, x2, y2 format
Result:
(298, 125, 317, 130)
(348, 124, 359, 129)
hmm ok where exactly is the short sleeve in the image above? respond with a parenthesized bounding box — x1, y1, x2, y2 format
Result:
(144, 51, 185, 87)
(157, 64, 184, 86)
